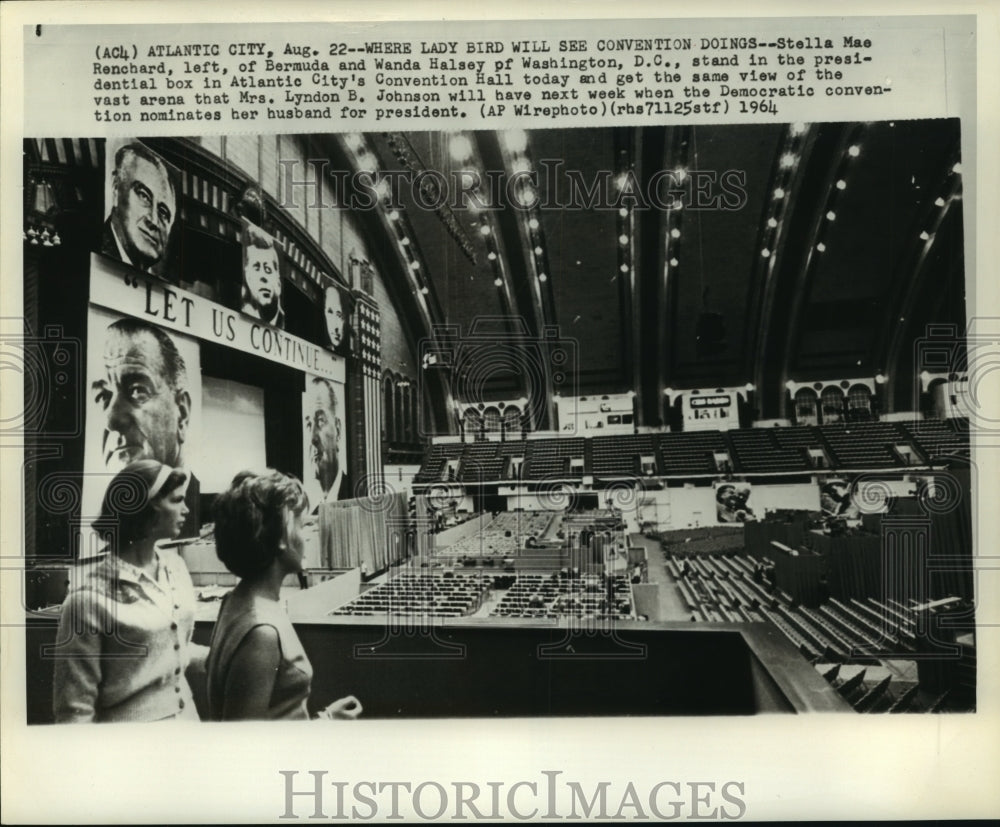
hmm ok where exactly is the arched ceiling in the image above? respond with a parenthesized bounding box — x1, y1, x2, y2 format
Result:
(341, 119, 965, 431)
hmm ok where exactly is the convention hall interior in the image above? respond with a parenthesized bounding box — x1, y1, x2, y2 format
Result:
(22, 119, 976, 719)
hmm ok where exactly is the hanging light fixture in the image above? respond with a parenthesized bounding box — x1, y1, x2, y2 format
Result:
(24, 176, 62, 246)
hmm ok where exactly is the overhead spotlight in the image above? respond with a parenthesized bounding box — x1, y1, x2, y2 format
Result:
(816, 242, 826, 252)
(488, 251, 497, 261)
(619, 207, 629, 218)
(669, 257, 679, 267)
(826, 210, 836, 221)
(670, 228, 681, 239)
(420, 286, 429, 295)
(773, 187, 785, 199)
(620, 263, 629, 273)
(619, 234, 629, 245)
(848, 145, 861, 157)
(767, 217, 778, 228)
(875, 373, 887, 384)
(494, 277, 503, 287)
(409, 260, 421, 270)
(779, 153, 797, 169)
(503, 129, 529, 154)
(934, 197, 946, 207)
(449, 134, 474, 163)
(532, 246, 542, 257)
(920, 231, 931, 240)
(761, 249, 771, 258)
(538, 273, 547, 282)
(835, 179, 847, 190)
(480, 224, 491, 236)
(400, 237, 410, 246)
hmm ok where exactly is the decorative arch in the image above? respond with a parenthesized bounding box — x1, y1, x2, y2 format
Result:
(793, 387, 819, 426)
(846, 384, 873, 422)
(820, 386, 845, 424)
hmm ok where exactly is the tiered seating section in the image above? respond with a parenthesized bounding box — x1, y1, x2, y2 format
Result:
(819, 422, 906, 468)
(490, 572, 635, 621)
(413, 443, 463, 483)
(664, 545, 973, 711)
(413, 419, 969, 484)
(526, 437, 586, 478)
(657, 430, 730, 475)
(728, 429, 811, 473)
(443, 511, 553, 557)
(329, 572, 491, 618)
(591, 434, 657, 475)
(900, 419, 971, 459)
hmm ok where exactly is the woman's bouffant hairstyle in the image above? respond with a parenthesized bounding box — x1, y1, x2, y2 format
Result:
(92, 459, 189, 549)
(213, 470, 309, 579)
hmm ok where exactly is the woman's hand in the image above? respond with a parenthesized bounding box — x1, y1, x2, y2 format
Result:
(319, 695, 362, 720)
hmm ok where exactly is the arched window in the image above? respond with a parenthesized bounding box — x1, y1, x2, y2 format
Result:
(382, 373, 394, 443)
(393, 374, 404, 443)
(794, 388, 818, 426)
(820, 386, 845, 425)
(483, 406, 502, 434)
(846, 384, 873, 422)
(401, 383, 412, 443)
(462, 408, 482, 438)
(409, 384, 419, 442)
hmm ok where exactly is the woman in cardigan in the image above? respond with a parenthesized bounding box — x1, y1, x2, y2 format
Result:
(54, 459, 205, 722)
(206, 469, 361, 720)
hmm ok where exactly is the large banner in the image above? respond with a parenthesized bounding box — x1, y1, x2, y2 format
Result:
(82, 304, 203, 548)
(239, 217, 286, 330)
(90, 254, 344, 382)
(715, 480, 754, 523)
(683, 391, 738, 431)
(302, 375, 350, 506)
(99, 138, 181, 282)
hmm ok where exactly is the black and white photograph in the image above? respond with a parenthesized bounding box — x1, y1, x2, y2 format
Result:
(240, 218, 286, 329)
(3, 4, 999, 824)
(99, 137, 181, 281)
(19, 119, 980, 716)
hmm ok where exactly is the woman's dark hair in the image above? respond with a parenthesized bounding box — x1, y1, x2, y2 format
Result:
(214, 470, 309, 579)
(92, 459, 189, 550)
